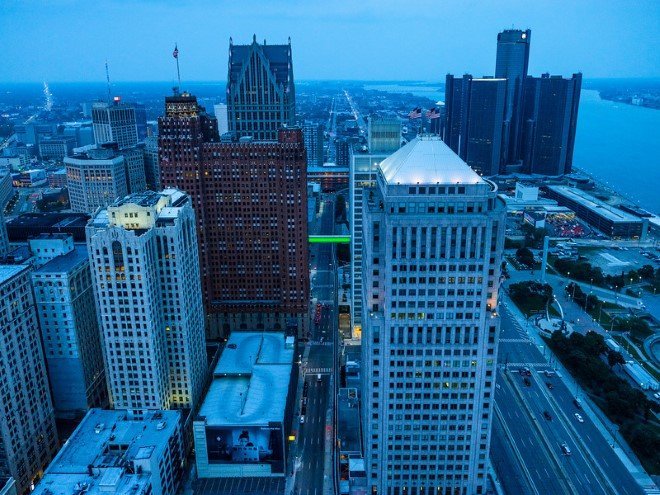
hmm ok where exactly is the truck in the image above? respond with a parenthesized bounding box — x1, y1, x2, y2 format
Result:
(624, 361, 659, 391)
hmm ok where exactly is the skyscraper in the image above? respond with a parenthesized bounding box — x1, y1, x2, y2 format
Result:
(92, 98, 139, 150)
(64, 146, 128, 214)
(160, 81, 308, 339)
(142, 135, 161, 190)
(360, 136, 505, 494)
(303, 121, 325, 167)
(0, 265, 58, 494)
(86, 189, 207, 412)
(335, 138, 350, 167)
(444, 75, 507, 176)
(521, 73, 582, 176)
(214, 103, 229, 135)
(31, 240, 108, 418)
(495, 28, 531, 164)
(227, 36, 295, 141)
(0, 210, 8, 258)
(367, 116, 402, 154)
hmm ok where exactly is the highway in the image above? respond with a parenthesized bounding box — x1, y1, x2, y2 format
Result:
(492, 304, 645, 495)
(292, 197, 337, 495)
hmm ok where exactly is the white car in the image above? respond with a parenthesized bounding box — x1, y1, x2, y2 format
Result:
(299, 416, 305, 424)
(574, 413, 584, 423)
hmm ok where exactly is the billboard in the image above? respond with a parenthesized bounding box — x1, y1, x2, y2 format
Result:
(205, 422, 285, 473)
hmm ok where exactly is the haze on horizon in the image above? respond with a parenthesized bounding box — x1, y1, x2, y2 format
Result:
(1, 0, 658, 83)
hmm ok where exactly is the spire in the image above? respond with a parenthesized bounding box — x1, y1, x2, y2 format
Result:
(252, 33, 257, 44)
(229, 36, 233, 46)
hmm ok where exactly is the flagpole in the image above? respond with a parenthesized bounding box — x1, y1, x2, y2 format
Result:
(175, 43, 181, 90)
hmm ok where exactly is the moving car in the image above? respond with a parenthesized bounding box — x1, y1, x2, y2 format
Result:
(300, 415, 305, 424)
(543, 411, 552, 421)
(574, 413, 584, 423)
(561, 443, 572, 456)
(546, 382, 554, 390)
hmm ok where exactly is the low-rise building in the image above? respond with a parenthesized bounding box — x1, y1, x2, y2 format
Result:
(545, 185, 646, 239)
(38, 136, 76, 160)
(33, 409, 184, 495)
(194, 332, 296, 478)
(6, 212, 90, 242)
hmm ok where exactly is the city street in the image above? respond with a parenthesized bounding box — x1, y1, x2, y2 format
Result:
(492, 304, 646, 495)
(291, 197, 338, 495)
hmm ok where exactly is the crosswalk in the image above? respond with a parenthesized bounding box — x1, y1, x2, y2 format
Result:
(305, 367, 333, 374)
(310, 341, 333, 347)
(500, 338, 532, 343)
(504, 362, 549, 368)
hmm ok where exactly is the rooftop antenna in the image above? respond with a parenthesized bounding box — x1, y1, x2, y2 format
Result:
(105, 60, 111, 103)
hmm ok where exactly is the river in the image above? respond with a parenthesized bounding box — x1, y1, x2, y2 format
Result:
(365, 84, 660, 215)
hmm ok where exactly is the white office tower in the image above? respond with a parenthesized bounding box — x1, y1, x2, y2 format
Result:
(86, 189, 207, 413)
(360, 136, 505, 495)
(214, 103, 229, 135)
(122, 147, 147, 193)
(143, 135, 161, 190)
(92, 99, 138, 150)
(65, 147, 128, 214)
(0, 265, 58, 494)
(31, 241, 108, 418)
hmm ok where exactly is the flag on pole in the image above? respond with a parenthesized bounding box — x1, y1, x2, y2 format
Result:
(173, 45, 179, 59)
(429, 107, 441, 119)
(408, 107, 422, 119)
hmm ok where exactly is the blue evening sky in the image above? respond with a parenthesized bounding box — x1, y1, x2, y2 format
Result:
(1, 0, 658, 82)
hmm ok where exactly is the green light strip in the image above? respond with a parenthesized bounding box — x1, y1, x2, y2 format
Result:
(308, 235, 351, 244)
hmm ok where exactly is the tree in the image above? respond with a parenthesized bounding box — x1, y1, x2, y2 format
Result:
(515, 247, 535, 267)
(607, 350, 625, 368)
(638, 265, 655, 280)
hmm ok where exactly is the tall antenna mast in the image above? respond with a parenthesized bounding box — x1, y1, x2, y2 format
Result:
(173, 43, 181, 93)
(105, 60, 111, 103)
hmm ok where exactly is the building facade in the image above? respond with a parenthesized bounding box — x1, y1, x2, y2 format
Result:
(495, 28, 531, 164)
(31, 243, 108, 418)
(444, 75, 507, 176)
(65, 147, 128, 214)
(227, 36, 295, 141)
(0, 211, 8, 258)
(38, 136, 75, 160)
(303, 121, 325, 167)
(86, 189, 207, 413)
(159, 93, 309, 339)
(521, 73, 582, 176)
(92, 99, 139, 150)
(122, 147, 147, 193)
(0, 265, 58, 494)
(360, 137, 505, 495)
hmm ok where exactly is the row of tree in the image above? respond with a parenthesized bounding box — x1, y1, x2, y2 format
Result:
(555, 257, 658, 290)
(546, 330, 660, 474)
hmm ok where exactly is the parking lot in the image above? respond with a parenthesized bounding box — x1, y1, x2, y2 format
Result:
(579, 246, 660, 276)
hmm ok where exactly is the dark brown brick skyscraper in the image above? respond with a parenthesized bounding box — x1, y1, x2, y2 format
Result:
(159, 93, 309, 339)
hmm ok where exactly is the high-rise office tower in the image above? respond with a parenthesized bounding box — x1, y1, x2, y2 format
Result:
(335, 138, 350, 167)
(495, 28, 531, 164)
(31, 238, 108, 418)
(349, 118, 403, 337)
(444, 75, 507, 176)
(360, 136, 505, 494)
(0, 265, 58, 494)
(160, 84, 308, 339)
(122, 147, 147, 193)
(92, 98, 139, 150)
(86, 189, 207, 412)
(227, 36, 295, 141)
(65, 146, 128, 213)
(303, 121, 325, 167)
(367, 116, 402, 154)
(521, 73, 582, 176)
(214, 103, 229, 135)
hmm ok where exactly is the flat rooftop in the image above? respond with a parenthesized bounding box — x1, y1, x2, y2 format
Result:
(213, 332, 294, 376)
(0, 264, 27, 284)
(34, 409, 180, 495)
(194, 477, 286, 495)
(338, 388, 361, 456)
(379, 136, 485, 186)
(34, 245, 87, 274)
(547, 186, 642, 224)
(199, 332, 293, 427)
